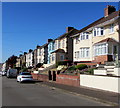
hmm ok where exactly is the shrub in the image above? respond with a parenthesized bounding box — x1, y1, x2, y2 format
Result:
(67, 65, 76, 71)
(86, 68, 95, 75)
(75, 64, 87, 70)
(36, 63, 43, 68)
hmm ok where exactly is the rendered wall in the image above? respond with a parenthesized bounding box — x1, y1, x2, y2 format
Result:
(80, 74, 120, 93)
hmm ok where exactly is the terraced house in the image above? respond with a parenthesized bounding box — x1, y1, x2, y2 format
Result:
(36, 43, 48, 65)
(47, 27, 78, 66)
(72, 5, 120, 65)
(26, 49, 33, 68)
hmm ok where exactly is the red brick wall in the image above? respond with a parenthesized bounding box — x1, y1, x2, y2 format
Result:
(32, 73, 49, 82)
(93, 55, 113, 64)
(56, 74, 80, 87)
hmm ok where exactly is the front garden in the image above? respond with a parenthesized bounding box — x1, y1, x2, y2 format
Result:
(56, 61, 97, 75)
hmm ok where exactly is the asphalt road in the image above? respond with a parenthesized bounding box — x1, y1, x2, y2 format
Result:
(2, 76, 109, 106)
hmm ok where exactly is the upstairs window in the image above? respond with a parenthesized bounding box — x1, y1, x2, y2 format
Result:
(93, 27, 104, 36)
(62, 40, 65, 48)
(52, 43, 55, 50)
(54, 42, 57, 50)
(75, 37, 80, 44)
(80, 32, 89, 40)
(109, 24, 114, 33)
(58, 41, 61, 48)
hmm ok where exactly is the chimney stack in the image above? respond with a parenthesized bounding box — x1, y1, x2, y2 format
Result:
(66, 27, 74, 33)
(36, 45, 40, 49)
(48, 39, 53, 43)
(24, 52, 27, 55)
(29, 49, 33, 53)
(104, 5, 116, 17)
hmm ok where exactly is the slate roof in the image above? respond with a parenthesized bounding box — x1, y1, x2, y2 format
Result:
(76, 10, 120, 34)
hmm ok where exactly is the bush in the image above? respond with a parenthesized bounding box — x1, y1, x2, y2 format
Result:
(67, 65, 76, 71)
(36, 63, 43, 68)
(75, 64, 87, 70)
(86, 68, 95, 75)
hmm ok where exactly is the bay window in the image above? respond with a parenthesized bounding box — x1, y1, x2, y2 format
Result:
(94, 43, 108, 56)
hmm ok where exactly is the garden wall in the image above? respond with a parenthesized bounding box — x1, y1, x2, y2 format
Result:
(32, 73, 49, 82)
(56, 74, 80, 87)
(80, 74, 120, 93)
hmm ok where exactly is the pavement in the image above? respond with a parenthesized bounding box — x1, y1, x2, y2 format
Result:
(38, 80, 120, 106)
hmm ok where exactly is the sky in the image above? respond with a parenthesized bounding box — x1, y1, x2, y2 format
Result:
(2, 2, 119, 63)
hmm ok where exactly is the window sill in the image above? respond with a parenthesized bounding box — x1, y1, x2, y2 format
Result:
(93, 35, 105, 37)
(109, 32, 115, 35)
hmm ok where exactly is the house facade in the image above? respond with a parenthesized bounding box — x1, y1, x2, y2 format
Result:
(16, 57, 21, 68)
(19, 52, 27, 69)
(33, 46, 38, 68)
(72, 5, 120, 64)
(47, 27, 78, 65)
(26, 49, 33, 68)
(37, 43, 48, 65)
(47, 39, 55, 64)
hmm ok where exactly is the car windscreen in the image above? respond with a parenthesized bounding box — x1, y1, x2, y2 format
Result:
(20, 72, 31, 75)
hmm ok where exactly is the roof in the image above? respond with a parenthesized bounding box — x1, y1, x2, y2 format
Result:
(37, 43, 48, 49)
(77, 10, 120, 34)
(41, 43, 48, 48)
(51, 49, 65, 53)
(56, 28, 78, 40)
(94, 38, 118, 45)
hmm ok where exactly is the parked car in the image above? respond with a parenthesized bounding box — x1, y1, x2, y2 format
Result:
(17, 72, 33, 83)
(7, 69, 18, 78)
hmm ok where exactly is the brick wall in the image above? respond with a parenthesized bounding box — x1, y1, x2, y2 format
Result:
(32, 73, 49, 82)
(56, 74, 80, 87)
(93, 55, 113, 64)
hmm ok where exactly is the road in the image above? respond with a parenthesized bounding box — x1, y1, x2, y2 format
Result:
(2, 76, 109, 106)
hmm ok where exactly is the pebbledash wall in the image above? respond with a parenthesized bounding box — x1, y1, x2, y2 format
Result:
(80, 74, 120, 93)
(56, 74, 80, 87)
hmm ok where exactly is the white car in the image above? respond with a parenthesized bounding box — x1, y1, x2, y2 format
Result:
(17, 72, 33, 83)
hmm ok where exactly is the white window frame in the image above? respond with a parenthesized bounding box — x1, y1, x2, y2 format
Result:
(93, 27, 104, 36)
(94, 43, 108, 56)
(80, 32, 89, 40)
(80, 48, 90, 58)
(109, 23, 114, 34)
